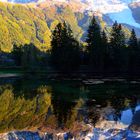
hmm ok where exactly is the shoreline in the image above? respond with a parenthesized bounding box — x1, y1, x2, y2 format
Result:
(0, 73, 140, 82)
(0, 67, 140, 79)
(0, 73, 21, 78)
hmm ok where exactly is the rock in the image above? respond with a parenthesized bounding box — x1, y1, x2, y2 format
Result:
(83, 79, 104, 85)
(96, 105, 101, 108)
(92, 99, 96, 102)
(130, 81, 140, 84)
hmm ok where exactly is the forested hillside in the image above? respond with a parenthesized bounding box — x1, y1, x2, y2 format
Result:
(0, 2, 132, 52)
(0, 2, 85, 52)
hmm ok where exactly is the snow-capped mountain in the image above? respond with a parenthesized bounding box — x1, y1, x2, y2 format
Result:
(50, 0, 140, 29)
(3, 0, 140, 12)
(2, 0, 140, 14)
(1, 0, 140, 31)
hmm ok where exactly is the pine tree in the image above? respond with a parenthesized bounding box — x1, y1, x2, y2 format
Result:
(129, 29, 137, 48)
(101, 30, 108, 48)
(51, 23, 63, 68)
(12, 44, 23, 66)
(86, 16, 102, 73)
(101, 30, 109, 74)
(110, 21, 126, 73)
(51, 22, 80, 72)
(137, 41, 140, 75)
(110, 22, 125, 49)
(86, 16, 101, 48)
(128, 29, 139, 75)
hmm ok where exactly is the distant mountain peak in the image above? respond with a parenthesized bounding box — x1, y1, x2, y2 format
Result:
(1, 0, 140, 29)
(2, 0, 140, 14)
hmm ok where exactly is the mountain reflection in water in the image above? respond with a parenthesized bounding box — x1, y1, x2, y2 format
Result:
(0, 77, 140, 139)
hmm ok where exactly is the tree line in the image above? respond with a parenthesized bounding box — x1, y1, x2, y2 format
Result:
(51, 17, 140, 76)
(1, 16, 140, 76)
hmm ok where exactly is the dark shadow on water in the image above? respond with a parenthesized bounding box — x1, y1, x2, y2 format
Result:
(0, 77, 140, 133)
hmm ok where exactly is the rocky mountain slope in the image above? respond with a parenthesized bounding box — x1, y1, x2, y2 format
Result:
(130, 1, 140, 24)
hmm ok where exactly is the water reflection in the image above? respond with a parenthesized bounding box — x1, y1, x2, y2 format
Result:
(0, 78, 140, 133)
(121, 109, 133, 125)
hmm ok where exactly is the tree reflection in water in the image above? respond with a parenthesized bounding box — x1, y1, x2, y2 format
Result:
(0, 78, 140, 134)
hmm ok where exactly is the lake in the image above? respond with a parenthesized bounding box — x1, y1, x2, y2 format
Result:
(0, 77, 140, 139)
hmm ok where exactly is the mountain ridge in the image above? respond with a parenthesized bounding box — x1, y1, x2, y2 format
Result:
(0, 0, 140, 52)
(1, 0, 140, 29)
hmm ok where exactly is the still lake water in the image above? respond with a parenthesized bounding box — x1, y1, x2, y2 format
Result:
(0, 77, 140, 139)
